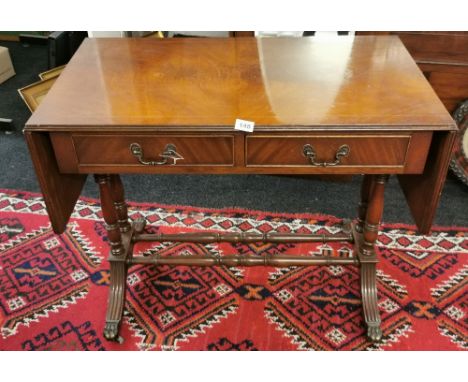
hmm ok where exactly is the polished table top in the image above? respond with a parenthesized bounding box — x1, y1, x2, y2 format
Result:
(26, 36, 454, 130)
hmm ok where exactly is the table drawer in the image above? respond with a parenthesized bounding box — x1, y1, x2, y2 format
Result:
(245, 134, 431, 171)
(61, 134, 235, 169)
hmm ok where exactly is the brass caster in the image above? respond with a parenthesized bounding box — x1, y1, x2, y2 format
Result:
(134, 218, 147, 234)
(367, 324, 382, 342)
(342, 219, 352, 234)
(103, 321, 120, 341)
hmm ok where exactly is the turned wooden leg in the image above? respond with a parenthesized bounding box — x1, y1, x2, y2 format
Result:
(94, 174, 128, 341)
(356, 175, 373, 233)
(109, 175, 131, 233)
(359, 174, 388, 342)
(94, 174, 125, 257)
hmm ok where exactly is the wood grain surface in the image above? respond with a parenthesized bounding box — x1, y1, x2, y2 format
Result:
(25, 36, 455, 130)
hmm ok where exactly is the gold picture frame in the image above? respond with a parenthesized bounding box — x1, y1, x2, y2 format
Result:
(38, 64, 66, 80)
(143, 31, 165, 38)
(18, 77, 58, 112)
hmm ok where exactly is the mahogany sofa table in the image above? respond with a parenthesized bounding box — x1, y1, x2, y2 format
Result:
(24, 36, 456, 342)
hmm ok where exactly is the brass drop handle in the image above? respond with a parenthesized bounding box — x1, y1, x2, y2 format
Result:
(130, 143, 184, 165)
(303, 144, 350, 167)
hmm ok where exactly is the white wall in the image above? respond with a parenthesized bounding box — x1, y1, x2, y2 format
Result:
(87, 31, 125, 38)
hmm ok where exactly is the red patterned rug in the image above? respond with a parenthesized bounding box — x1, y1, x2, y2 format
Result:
(0, 188, 466, 351)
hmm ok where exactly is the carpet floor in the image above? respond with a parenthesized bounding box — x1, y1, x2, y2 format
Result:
(0, 189, 466, 350)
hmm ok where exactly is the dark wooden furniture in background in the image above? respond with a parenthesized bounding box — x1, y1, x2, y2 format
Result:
(357, 32, 468, 114)
(47, 31, 87, 69)
(357, 32, 468, 185)
(230, 31, 255, 37)
(397, 32, 468, 185)
(24, 37, 456, 343)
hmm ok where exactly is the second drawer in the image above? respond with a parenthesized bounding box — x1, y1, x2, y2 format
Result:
(245, 134, 427, 169)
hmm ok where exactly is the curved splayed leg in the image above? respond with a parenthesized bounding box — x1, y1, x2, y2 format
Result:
(361, 261, 382, 341)
(104, 261, 127, 341)
(95, 174, 129, 342)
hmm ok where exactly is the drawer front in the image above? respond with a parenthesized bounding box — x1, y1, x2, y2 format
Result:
(72, 134, 234, 167)
(51, 132, 432, 175)
(245, 134, 429, 170)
